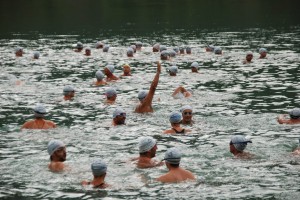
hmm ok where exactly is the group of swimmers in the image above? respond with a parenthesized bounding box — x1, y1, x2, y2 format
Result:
(16, 40, 300, 187)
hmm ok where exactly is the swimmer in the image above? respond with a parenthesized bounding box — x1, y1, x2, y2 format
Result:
(82, 160, 109, 188)
(163, 111, 191, 134)
(229, 135, 254, 159)
(277, 108, 300, 124)
(153, 43, 160, 52)
(130, 45, 137, 53)
(259, 48, 267, 59)
(103, 45, 110, 52)
(103, 65, 119, 81)
(94, 70, 107, 86)
(173, 47, 179, 54)
(127, 47, 134, 57)
(160, 50, 170, 60)
(48, 140, 66, 172)
(120, 64, 132, 77)
(190, 62, 199, 73)
(172, 86, 192, 99)
(33, 51, 40, 59)
(95, 41, 104, 49)
(105, 87, 117, 104)
(63, 85, 75, 100)
(15, 47, 23, 57)
(135, 61, 161, 113)
(205, 45, 215, 52)
(74, 42, 83, 52)
(168, 65, 178, 76)
(179, 47, 185, 54)
(186, 46, 192, 54)
(135, 41, 143, 50)
(157, 147, 196, 183)
(214, 47, 222, 55)
(112, 107, 126, 126)
(243, 51, 253, 64)
(85, 47, 91, 56)
(133, 136, 163, 168)
(21, 104, 57, 129)
(180, 105, 194, 125)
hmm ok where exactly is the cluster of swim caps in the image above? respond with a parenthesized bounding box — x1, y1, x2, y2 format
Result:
(230, 135, 252, 152)
(138, 136, 156, 153)
(47, 140, 65, 156)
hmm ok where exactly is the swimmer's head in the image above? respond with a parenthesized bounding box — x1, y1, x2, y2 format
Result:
(135, 41, 143, 49)
(76, 42, 83, 49)
(91, 159, 107, 177)
(85, 47, 91, 55)
(168, 65, 178, 76)
(123, 64, 131, 74)
(180, 105, 193, 113)
(105, 87, 117, 98)
(127, 47, 134, 57)
(214, 47, 222, 55)
(160, 50, 169, 60)
(112, 107, 126, 119)
(103, 45, 110, 52)
(206, 45, 215, 52)
(168, 50, 177, 57)
(33, 104, 47, 118)
(33, 51, 40, 59)
(95, 41, 104, 49)
(186, 46, 192, 54)
(259, 48, 267, 54)
(230, 135, 252, 152)
(163, 147, 181, 165)
(138, 90, 148, 102)
(47, 140, 65, 156)
(63, 85, 75, 96)
(169, 111, 182, 124)
(15, 46, 23, 56)
(173, 47, 179, 54)
(153, 43, 160, 52)
(179, 47, 185, 54)
(289, 108, 300, 119)
(95, 70, 104, 81)
(191, 62, 199, 69)
(105, 65, 115, 73)
(139, 136, 156, 153)
(130, 45, 137, 53)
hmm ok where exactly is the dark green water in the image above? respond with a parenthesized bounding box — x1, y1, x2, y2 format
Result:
(1, 1, 300, 200)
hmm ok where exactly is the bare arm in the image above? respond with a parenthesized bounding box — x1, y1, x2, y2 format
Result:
(172, 86, 187, 96)
(277, 114, 288, 124)
(141, 62, 161, 107)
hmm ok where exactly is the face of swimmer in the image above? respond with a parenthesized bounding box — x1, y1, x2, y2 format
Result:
(182, 109, 193, 122)
(52, 147, 67, 162)
(114, 113, 126, 125)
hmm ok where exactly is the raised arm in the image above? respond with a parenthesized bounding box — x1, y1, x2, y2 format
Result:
(142, 62, 161, 106)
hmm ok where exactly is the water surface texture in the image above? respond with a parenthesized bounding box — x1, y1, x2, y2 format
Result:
(1, 1, 300, 199)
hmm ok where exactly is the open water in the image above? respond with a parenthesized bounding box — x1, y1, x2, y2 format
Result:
(0, 1, 300, 199)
